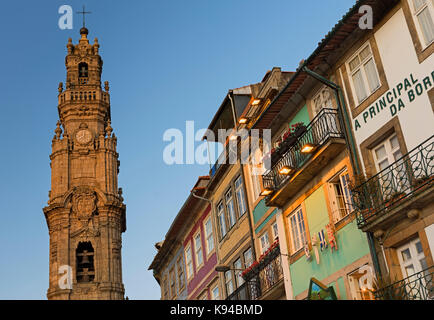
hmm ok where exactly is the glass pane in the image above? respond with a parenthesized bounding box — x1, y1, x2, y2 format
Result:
(418, 7, 434, 45)
(393, 150, 403, 162)
(359, 45, 372, 61)
(352, 70, 368, 103)
(405, 264, 415, 277)
(420, 257, 428, 270)
(401, 248, 412, 261)
(390, 135, 400, 150)
(349, 55, 360, 71)
(413, 0, 427, 12)
(415, 241, 423, 254)
(375, 145, 387, 161)
(291, 215, 300, 250)
(364, 58, 380, 92)
(244, 248, 253, 268)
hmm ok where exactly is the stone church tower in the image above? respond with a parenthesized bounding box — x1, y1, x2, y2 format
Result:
(43, 27, 126, 300)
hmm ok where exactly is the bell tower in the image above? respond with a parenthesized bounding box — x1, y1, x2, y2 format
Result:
(43, 26, 126, 300)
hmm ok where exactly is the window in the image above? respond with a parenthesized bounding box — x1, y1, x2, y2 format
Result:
(243, 247, 254, 268)
(259, 232, 270, 255)
(249, 164, 263, 201)
(234, 258, 244, 287)
(328, 170, 354, 223)
(235, 176, 247, 217)
(217, 201, 227, 239)
(312, 86, 334, 116)
(372, 134, 408, 195)
(176, 256, 185, 290)
(185, 245, 194, 279)
(397, 238, 428, 278)
(225, 270, 235, 296)
(410, 0, 434, 47)
(162, 275, 169, 299)
(211, 284, 220, 300)
(199, 292, 208, 300)
(225, 189, 237, 228)
(373, 134, 402, 171)
(204, 217, 214, 255)
(194, 233, 203, 267)
(348, 43, 381, 104)
(271, 222, 279, 241)
(169, 268, 176, 299)
(288, 207, 307, 253)
(76, 241, 95, 283)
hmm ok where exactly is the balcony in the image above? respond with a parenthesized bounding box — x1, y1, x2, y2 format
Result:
(227, 241, 284, 300)
(374, 266, 434, 300)
(352, 135, 434, 229)
(262, 108, 346, 207)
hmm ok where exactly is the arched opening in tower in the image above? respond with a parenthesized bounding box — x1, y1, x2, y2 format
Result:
(78, 62, 89, 78)
(76, 241, 95, 283)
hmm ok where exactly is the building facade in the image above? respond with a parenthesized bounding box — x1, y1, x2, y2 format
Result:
(341, 0, 434, 299)
(150, 0, 434, 300)
(44, 27, 126, 300)
(149, 177, 220, 300)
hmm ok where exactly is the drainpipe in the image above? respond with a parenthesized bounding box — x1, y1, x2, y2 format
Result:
(301, 67, 382, 279)
(190, 190, 225, 295)
(228, 91, 258, 263)
(275, 208, 294, 300)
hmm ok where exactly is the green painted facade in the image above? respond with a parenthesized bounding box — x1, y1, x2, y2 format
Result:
(289, 104, 310, 127)
(289, 187, 370, 298)
(255, 208, 277, 234)
(252, 198, 269, 224)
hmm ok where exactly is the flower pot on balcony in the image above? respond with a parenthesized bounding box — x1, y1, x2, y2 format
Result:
(293, 124, 307, 138)
(412, 175, 433, 190)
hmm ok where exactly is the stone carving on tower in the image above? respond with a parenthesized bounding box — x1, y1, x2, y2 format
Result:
(43, 26, 126, 300)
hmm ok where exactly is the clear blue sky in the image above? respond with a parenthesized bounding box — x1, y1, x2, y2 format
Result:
(0, 0, 355, 299)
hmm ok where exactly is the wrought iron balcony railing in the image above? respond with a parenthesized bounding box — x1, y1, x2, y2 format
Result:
(226, 279, 261, 301)
(262, 108, 344, 192)
(352, 135, 434, 228)
(374, 266, 434, 300)
(227, 242, 284, 300)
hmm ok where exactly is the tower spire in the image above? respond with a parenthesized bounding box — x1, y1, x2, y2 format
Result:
(77, 5, 91, 36)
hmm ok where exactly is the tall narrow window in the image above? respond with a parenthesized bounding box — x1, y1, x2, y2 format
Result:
(328, 169, 354, 223)
(250, 164, 262, 201)
(170, 267, 176, 299)
(194, 233, 203, 267)
(225, 270, 235, 296)
(234, 257, 244, 287)
(347, 43, 381, 104)
(204, 217, 214, 255)
(225, 189, 236, 228)
(271, 222, 279, 241)
(211, 284, 220, 300)
(235, 176, 247, 217)
(217, 201, 227, 239)
(185, 245, 194, 280)
(176, 256, 185, 290)
(162, 275, 169, 299)
(76, 241, 95, 283)
(259, 232, 270, 255)
(411, 0, 434, 46)
(243, 247, 254, 268)
(288, 207, 307, 253)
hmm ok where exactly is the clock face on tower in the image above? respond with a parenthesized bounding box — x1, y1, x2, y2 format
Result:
(75, 129, 93, 145)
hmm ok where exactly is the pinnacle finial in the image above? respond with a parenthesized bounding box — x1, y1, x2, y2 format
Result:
(55, 121, 62, 139)
(105, 120, 113, 137)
